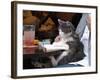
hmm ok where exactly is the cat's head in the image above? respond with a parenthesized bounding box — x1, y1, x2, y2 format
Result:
(58, 19, 75, 34)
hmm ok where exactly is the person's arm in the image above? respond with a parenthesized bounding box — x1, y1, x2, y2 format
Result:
(86, 14, 91, 32)
(75, 14, 88, 39)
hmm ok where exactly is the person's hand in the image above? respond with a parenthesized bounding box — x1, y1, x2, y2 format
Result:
(54, 35, 61, 42)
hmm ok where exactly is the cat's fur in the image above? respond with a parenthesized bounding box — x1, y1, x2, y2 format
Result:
(49, 19, 85, 66)
(31, 19, 85, 68)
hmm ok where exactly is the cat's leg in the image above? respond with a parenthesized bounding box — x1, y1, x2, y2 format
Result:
(49, 56, 58, 66)
(56, 51, 69, 63)
(49, 51, 69, 66)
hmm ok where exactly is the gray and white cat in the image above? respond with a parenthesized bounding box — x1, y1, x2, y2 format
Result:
(31, 19, 85, 68)
(48, 19, 85, 66)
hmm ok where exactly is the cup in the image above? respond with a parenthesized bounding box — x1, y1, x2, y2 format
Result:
(23, 25, 36, 54)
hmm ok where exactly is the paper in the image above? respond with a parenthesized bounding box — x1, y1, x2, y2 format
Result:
(43, 41, 69, 52)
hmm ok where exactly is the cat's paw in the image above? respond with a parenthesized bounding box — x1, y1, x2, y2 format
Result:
(38, 42, 47, 53)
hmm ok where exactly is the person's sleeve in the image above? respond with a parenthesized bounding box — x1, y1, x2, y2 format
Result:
(75, 14, 88, 39)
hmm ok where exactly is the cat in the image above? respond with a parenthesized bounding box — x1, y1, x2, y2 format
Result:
(48, 19, 86, 66)
(31, 19, 85, 68)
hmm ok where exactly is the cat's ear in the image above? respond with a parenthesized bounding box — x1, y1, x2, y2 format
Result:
(66, 21, 75, 31)
(66, 21, 73, 26)
(58, 19, 65, 25)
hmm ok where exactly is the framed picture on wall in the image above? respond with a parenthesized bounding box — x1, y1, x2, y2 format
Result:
(11, 1, 98, 78)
